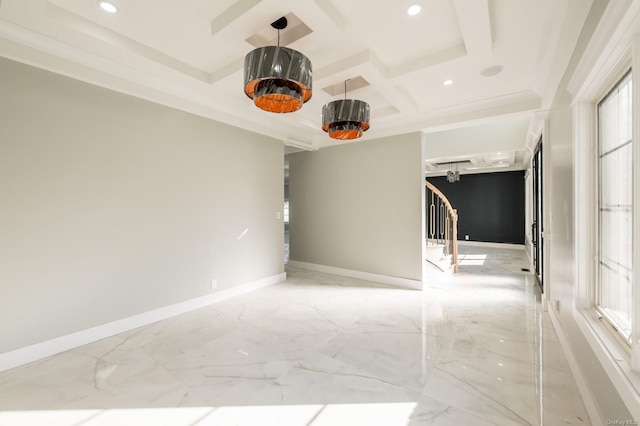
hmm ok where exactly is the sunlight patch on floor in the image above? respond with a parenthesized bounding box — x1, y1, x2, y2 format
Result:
(457, 254, 487, 266)
(0, 402, 419, 426)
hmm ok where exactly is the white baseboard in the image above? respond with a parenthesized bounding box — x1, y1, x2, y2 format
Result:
(0, 272, 286, 373)
(457, 240, 525, 250)
(548, 307, 603, 426)
(288, 261, 422, 291)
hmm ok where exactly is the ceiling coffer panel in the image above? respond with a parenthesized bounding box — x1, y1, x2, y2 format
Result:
(245, 13, 312, 48)
(322, 76, 370, 96)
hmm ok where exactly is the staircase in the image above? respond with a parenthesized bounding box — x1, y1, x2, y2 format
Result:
(425, 243, 453, 273)
(425, 180, 458, 273)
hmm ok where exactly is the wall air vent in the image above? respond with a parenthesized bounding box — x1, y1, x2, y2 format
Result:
(434, 160, 473, 167)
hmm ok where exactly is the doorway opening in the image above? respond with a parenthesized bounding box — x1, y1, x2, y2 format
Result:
(531, 138, 544, 290)
(284, 159, 290, 264)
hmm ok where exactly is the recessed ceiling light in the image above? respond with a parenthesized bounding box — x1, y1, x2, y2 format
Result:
(480, 65, 503, 77)
(443, 79, 453, 86)
(98, 1, 118, 13)
(406, 3, 422, 16)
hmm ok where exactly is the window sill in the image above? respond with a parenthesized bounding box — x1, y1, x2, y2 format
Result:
(575, 308, 640, 419)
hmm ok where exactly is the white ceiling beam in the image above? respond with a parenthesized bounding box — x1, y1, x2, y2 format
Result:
(285, 137, 318, 151)
(314, 50, 419, 115)
(538, 0, 593, 108)
(44, 4, 210, 82)
(209, 57, 243, 84)
(387, 44, 467, 79)
(311, 0, 347, 32)
(210, 0, 262, 36)
(378, 96, 539, 139)
(313, 50, 373, 82)
(453, 0, 493, 57)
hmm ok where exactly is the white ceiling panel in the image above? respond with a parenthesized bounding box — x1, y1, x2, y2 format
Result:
(0, 0, 594, 152)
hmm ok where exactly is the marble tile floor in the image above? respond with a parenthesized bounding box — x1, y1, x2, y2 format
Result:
(0, 248, 589, 425)
(456, 244, 532, 275)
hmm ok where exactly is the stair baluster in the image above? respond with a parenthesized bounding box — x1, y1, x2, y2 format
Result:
(425, 180, 458, 273)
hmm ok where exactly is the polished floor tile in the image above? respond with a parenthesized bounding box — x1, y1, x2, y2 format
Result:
(0, 247, 589, 425)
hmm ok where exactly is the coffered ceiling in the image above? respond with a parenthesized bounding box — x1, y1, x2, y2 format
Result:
(0, 0, 592, 158)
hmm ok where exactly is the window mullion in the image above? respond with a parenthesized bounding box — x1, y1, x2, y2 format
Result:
(631, 35, 640, 372)
(596, 70, 633, 347)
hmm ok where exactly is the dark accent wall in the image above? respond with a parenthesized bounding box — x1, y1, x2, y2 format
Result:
(427, 171, 525, 244)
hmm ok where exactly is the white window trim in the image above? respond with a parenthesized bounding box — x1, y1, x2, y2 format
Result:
(572, 1, 640, 419)
(595, 69, 634, 346)
(574, 70, 640, 423)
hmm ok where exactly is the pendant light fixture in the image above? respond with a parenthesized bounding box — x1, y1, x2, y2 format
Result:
(244, 17, 312, 113)
(322, 79, 370, 140)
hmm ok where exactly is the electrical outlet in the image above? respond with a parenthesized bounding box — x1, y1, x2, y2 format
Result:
(465, 235, 469, 240)
(211, 279, 217, 289)
(277, 211, 281, 219)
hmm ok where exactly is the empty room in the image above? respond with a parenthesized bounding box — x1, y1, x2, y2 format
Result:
(1, 0, 640, 424)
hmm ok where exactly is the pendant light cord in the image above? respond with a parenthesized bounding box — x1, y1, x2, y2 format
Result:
(271, 16, 287, 48)
(344, 79, 351, 100)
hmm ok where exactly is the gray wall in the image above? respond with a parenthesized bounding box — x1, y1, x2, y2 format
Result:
(545, 96, 633, 419)
(0, 57, 284, 353)
(544, 0, 632, 420)
(288, 133, 424, 281)
(547, 91, 631, 421)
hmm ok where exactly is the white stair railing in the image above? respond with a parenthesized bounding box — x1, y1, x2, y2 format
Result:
(425, 180, 458, 273)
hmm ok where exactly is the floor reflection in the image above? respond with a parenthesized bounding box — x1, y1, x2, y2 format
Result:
(0, 247, 589, 425)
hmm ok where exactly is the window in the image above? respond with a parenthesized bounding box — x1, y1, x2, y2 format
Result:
(596, 70, 633, 342)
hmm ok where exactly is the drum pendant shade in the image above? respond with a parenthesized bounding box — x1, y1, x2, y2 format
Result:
(243, 18, 312, 113)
